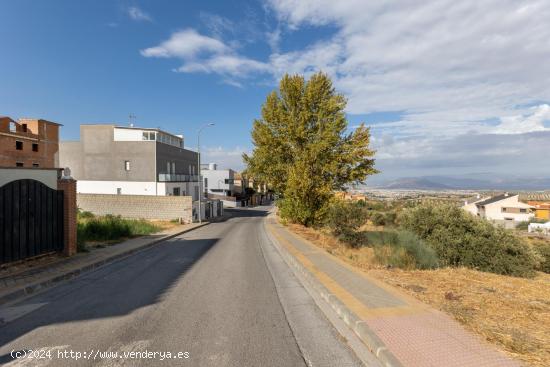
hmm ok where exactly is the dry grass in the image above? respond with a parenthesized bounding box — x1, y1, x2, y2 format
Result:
(286, 222, 550, 367)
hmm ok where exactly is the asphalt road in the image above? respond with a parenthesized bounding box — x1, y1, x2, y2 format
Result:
(0, 207, 367, 367)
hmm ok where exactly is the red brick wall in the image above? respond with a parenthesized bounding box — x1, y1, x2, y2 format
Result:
(0, 119, 59, 168)
(58, 178, 77, 256)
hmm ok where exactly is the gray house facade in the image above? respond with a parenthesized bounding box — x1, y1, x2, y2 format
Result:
(60, 124, 200, 199)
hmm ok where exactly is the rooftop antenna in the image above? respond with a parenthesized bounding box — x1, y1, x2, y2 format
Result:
(128, 114, 136, 127)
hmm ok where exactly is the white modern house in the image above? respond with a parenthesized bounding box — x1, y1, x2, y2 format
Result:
(462, 193, 535, 228)
(201, 163, 242, 207)
(462, 194, 490, 216)
(59, 124, 201, 199)
(201, 163, 236, 196)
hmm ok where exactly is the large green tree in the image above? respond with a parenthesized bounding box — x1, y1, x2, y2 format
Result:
(244, 72, 378, 225)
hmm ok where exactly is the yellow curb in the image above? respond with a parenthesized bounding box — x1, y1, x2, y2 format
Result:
(267, 221, 427, 320)
(271, 218, 432, 310)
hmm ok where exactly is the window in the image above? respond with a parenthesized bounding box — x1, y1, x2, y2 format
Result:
(167, 162, 170, 174)
(173, 187, 180, 196)
(117, 188, 122, 195)
(520, 209, 527, 213)
(171, 162, 176, 174)
(124, 160, 131, 171)
(501, 207, 507, 212)
(9, 122, 16, 132)
(22, 124, 27, 132)
(16, 141, 23, 150)
(16, 162, 23, 167)
(32, 163, 39, 167)
(32, 143, 38, 152)
(204, 177, 208, 189)
(142, 131, 156, 140)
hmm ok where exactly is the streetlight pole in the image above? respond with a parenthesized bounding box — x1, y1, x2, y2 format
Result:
(197, 123, 214, 223)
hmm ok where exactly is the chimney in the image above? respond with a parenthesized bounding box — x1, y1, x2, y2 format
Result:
(208, 163, 217, 170)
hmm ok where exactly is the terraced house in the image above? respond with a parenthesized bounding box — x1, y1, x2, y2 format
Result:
(59, 124, 200, 200)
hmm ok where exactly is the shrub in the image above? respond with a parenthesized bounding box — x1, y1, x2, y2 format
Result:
(534, 242, 550, 273)
(372, 230, 438, 270)
(395, 230, 439, 269)
(384, 211, 398, 226)
(365, 230, 398, 246)
(399, 204, 537, 277)
(77, 215, 160, 245)
(337, 229, 370, 248)
(374, 245, 415, 269)
(78, 209, 95, 219)
(325, 200, 369, 236)
(370, 211, 386, 226)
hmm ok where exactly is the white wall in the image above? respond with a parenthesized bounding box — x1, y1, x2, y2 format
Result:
(201, 169, 234, 194)
(78, 180, 200, 199)
(77, 180, 157, 195)
(113, 128, 146, 141)
(483, 195, 534, 222)
(157, 181, 199, 200)
(0, 168, 58, 189)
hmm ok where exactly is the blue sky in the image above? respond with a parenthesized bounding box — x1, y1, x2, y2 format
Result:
(1, 1, 549, 184)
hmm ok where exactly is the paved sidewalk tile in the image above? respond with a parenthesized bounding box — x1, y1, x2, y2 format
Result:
(268, 219, 521, 367)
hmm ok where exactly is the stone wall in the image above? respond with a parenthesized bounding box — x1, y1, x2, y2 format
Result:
(77, 194, 193, 222)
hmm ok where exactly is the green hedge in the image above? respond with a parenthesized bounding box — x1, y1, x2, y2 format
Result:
(399, 204, 537, 277)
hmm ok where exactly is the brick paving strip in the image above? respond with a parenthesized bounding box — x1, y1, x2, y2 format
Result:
(264, 215, 523, 367)
(0, 222, 209, 306)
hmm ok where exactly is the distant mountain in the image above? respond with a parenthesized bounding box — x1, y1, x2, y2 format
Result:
(374, 175, 550, 191)
(382, 178, 452, 190)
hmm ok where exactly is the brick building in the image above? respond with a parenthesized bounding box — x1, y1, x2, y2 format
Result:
(0, 116, 61, 168)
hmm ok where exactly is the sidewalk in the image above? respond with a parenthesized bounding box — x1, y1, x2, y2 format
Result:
(265, 216, 522, 367)
(0, 222, 208, 306)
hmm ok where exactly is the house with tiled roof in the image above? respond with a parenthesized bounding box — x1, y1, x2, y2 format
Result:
(462, 193, 535, 228)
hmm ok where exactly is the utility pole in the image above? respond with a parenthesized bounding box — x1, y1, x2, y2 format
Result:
(197, 123, 215, 223)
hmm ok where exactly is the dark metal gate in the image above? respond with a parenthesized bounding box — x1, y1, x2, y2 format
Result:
(1, 179, 64, 264)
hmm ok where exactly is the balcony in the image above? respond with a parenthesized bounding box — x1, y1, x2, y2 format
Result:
(158, 173, 199, 182)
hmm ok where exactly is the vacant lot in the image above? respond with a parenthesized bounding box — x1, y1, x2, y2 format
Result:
(287, 223, 550, 367)
(77, 211, 175, 250)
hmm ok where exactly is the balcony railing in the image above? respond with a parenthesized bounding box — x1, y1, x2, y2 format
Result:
(158, 173, 199, 182)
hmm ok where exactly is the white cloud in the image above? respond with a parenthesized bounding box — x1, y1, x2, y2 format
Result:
(199, 12, 235, 38)
(266, 0, 550, 129)
(127, 6, 152, 22)
(141, 29, 269, 79)
(141, 2, 550, 179)
(141, 29, 228, 59)
(203, 146, 249, 170)
(495, 104, 550, 134)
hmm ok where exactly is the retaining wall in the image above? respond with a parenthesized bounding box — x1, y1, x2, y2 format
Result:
(77, 194, 193, 222)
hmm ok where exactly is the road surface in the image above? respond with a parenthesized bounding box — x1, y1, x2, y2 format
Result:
(0, 207, 373, 366)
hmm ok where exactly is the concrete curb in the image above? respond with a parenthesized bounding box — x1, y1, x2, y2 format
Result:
(264, 219, 403, 367)
(0, 222, 210, 306)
